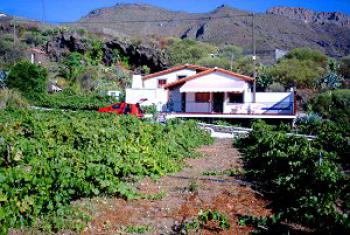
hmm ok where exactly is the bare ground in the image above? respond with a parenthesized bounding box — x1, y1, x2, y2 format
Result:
(76, 139, 272, 235)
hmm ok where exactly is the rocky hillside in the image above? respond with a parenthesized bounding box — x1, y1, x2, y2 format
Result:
(267, 7, 350, 27)
(78, 3, 350, 58)
(45, 33, 168, 71)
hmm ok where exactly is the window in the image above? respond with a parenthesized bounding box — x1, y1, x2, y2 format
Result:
(195, 93, 210, 103)
(124, 104, 131, 114)
(228, 93, 243, 103)
(112, 104, 121, 109)
(177, 75, 187, 79)
(158, 79, 167, 88)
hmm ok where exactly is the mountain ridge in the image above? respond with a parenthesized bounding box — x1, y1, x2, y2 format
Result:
(78, 4, 350, 58)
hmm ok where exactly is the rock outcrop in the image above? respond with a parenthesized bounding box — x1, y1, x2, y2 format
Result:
(104, 40, 168, 72)
(267, 7, 350, 27)
(45, 33, 168, 71)
(46, 33, 86, 62)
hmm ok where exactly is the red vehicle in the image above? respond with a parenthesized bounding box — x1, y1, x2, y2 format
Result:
(98, 101, 145, 118)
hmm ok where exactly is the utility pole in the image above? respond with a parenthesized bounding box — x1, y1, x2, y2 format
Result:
(230, 52, 234, 71)
(13, 16, 16, 48)
(252, 13, 257, 103)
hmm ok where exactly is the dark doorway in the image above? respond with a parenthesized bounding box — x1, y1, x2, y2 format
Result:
(212, 93, 224, 113)
(181, 93, 186, 112)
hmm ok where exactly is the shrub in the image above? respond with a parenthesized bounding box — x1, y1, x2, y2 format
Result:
(23, 32, 45, 47)
(309, 89, 350, 129)
(60, 52, 85, 83)
(0, 88, 29, 109)
(339, 56, 350, 79)
(5, 61, 48, 99)
(0, 38, 25, 67)
(294, 113, 323, 135)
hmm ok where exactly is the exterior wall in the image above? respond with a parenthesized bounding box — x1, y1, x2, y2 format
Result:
(180, 72, 253, 113)
(180, 91, 293, 114)
(125, 88, 168, 112)
(185, 93, 212, 113)
(180, 71, 250, 93)
(224, 92, 294, 114)
(127, 69, 198, 112)
(142, 69, 197, 89)
(131, 75, 143, 88)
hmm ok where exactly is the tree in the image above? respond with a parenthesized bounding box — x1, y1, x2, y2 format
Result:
(235, 56, 256, 76)
(5, 61, 48, 98)
(167, 39, 217, 65)
(219, 45, 243, 61)
(256, 66, 273, 91)
(268, 48, 329, 89)
(268, 59, 324, 89)
(284, 48, 328, 68)
(197, 56, 231, 70)
(198, 45, 249, 72)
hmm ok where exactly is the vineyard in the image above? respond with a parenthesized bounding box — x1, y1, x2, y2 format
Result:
(32, 92, 113, 111)
(0, 110, 212, 233)
(235, 121, 350, 234)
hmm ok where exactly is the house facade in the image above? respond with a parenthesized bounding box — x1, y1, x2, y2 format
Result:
(126, 64, 296, 117)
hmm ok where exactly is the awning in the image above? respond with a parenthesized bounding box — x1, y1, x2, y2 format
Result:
(180, 80, 245, 93)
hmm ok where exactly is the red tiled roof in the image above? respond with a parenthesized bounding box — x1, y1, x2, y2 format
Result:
(142, 64, 208, 80)
(27, 48, 47, 55)
(163, 67, 254, 89)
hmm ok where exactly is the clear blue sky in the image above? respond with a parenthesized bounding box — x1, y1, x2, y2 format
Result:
(1, 0, 349, 22)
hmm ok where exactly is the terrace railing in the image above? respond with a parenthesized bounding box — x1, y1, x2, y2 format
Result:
(165, 101, 295, 115)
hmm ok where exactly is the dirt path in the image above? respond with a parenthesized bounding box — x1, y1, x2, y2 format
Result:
(78, 139, 271, 234)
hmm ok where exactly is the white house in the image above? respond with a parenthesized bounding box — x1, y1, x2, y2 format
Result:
(126, 64, 296, 118)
